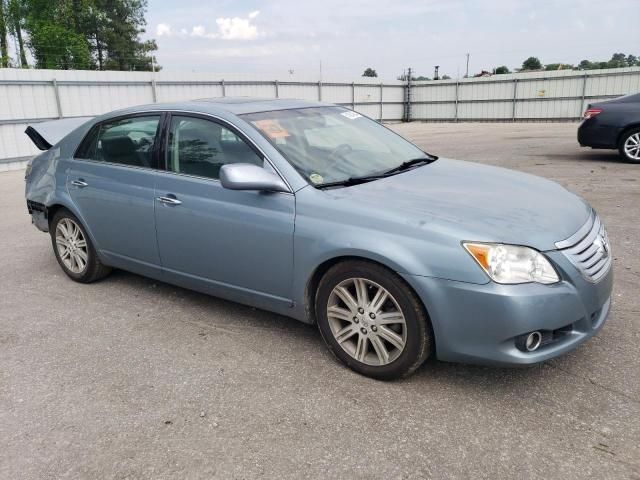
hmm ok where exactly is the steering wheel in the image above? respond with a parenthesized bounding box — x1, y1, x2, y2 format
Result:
(326, 143, 353, 169)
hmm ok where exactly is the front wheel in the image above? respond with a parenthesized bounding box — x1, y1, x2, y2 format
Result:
(315, 260, 432, 380)
(618, 128, 640, 163)
(50, 209, 111, 283)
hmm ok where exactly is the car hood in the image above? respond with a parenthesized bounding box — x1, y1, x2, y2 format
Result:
(322, 158, 590, 251)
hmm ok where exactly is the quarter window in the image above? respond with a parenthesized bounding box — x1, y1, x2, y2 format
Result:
(167, 116, 264, 180)
(76, 116, 160, 168)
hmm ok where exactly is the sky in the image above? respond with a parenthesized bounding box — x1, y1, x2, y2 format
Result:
(146, 0, 640, 81)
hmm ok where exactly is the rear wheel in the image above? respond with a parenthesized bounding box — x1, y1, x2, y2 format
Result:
(50, 209, 111, 283)
(618, 128, 640, 163)
(315, 260, 432, 380)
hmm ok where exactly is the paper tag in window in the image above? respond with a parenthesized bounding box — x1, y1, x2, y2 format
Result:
(341, 111, 362, 120)
(309, 173, 324, 184)
(253, 119, 290, 138)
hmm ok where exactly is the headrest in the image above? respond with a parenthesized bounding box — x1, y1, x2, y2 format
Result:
(102, 136, 137, 156)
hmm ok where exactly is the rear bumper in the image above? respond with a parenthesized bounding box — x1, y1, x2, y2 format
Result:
(27, 200, 49, 232)
(402, 257, 613, 366)
(577, 120, 619, 149)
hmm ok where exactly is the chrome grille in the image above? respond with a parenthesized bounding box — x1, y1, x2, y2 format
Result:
(555, 211, 611, 283)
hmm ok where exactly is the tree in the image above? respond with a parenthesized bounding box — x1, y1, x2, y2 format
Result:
(578, 53, 640, 71)
(544, 63, 574, 71)
(494, 65, 510, 74)
(578, 59, 594, 70)
(5, 0, 160, 70)
(23, 0, 91, 69)
(96, 0, 158, 71)
(362, 67, 377, 77)
(608, 52, 627, 68)
(521, 56, 542, 71)
(440, 74, 451, 80)
(7, 0, 27, 67)
(0, 0, 9, 67)
(28, 22, 91, 69)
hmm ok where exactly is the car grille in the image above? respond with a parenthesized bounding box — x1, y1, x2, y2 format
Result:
(555, 211, 611, 283)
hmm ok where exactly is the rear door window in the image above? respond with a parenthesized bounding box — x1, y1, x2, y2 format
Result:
(76, 115, 161, 169)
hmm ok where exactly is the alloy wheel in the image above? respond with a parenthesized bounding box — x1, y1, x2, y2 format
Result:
(326, 278, 407, 366)
(55, 218, 88, 274)
(624, 133, 640, 160)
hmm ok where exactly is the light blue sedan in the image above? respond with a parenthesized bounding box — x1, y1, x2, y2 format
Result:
(24, 98, 613, 379)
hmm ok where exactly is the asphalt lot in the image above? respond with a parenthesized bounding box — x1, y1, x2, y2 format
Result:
(1, 122, 639, 479)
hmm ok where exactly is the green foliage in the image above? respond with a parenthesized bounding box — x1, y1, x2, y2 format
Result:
(521, 56, 542, 71)
(0, 0, 9, 67)
(29, 22, 91, 68)
(7, 0, 28, 67)
(397, 73, 424, 81)
(578, 53, 640, 70)
(1, 0, 159, 70)
(362, 67, 377, 77)
(494, 66, 510, 74)
(94, 0, 158, 71)
(544, 63, 574, 71)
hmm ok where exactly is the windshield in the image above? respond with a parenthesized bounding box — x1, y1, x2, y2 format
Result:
(240, 106, 429, 186)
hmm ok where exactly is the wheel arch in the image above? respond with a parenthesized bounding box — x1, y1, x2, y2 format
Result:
(45, 201, 102, 256)
(617, 122, 640, 146)
(305, 255, 438, 361)
(304, 255, 433, 328)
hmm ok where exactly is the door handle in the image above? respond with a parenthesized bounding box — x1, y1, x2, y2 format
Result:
(70, 179, 88, 188)
(156, 195, 182, 206)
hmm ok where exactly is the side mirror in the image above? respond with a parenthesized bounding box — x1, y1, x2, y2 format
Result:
(219, 163, 289, 193)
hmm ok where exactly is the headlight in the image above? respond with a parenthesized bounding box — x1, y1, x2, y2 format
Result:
(463, 242, 559, 285)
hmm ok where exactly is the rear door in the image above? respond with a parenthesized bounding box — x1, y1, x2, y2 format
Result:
(68, 114, 163, 276)
(154, 113, 295, 308)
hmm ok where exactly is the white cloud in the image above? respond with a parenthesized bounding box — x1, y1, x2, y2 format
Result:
(156, 23, 173, 36)
(187, 11, 260, 40)
(191, 25, 207, 38)
(216, 12, 260, 40)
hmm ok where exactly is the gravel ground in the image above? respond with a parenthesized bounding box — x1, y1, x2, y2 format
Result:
(1, 122, 639, 479)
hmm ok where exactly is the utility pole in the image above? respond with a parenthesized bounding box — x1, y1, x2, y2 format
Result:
(465, 53, 470, 78)
(405, 67, 413, 122)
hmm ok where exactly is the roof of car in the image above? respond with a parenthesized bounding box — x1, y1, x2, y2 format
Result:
(106, 97, 330, 117)
(188, 97, 330, 114)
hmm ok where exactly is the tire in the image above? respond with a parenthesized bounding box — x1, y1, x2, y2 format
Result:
(315, 260, 432, 380)
(618, 127, 640, 163)
(50, 208, 111, 283)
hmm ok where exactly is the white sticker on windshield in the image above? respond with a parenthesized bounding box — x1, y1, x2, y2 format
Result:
(341, 111, 362, 120)
(309, 173, 324, 184)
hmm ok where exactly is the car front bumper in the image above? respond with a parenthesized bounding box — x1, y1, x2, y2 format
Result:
(402, 253, 613, 366)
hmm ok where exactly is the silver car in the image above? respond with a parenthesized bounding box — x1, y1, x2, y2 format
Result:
(24, 98, 613, 379)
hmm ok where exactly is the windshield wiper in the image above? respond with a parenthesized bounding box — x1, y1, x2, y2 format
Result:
(315, 154, 437, 190)
(381, 156, 436, 175)
(315, 174, 387, 189)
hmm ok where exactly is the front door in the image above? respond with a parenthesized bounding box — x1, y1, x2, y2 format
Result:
(154, 114, 295, 308)
(68, 114, 162, 276)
